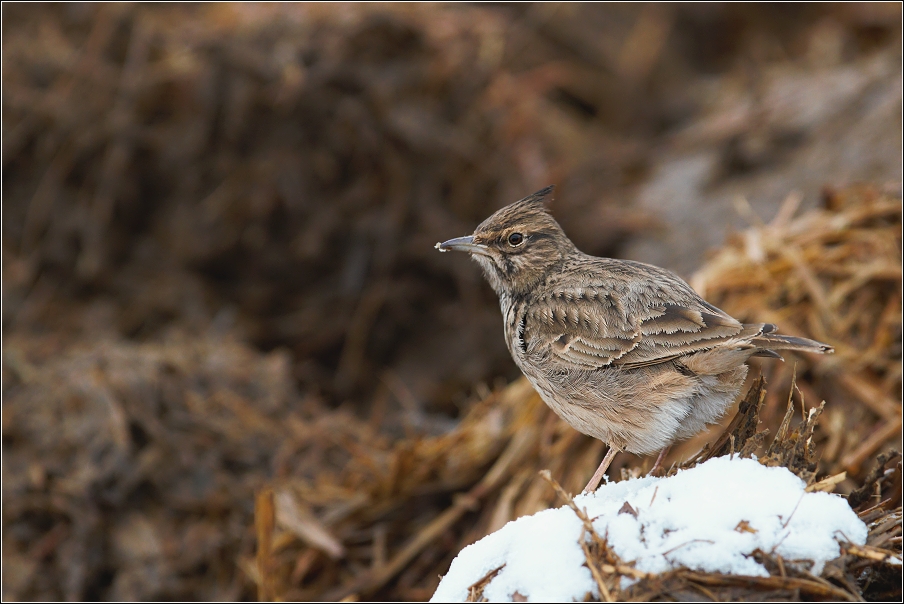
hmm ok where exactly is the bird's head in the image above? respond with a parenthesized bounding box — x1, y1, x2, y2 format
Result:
(436, 186, 576, 297)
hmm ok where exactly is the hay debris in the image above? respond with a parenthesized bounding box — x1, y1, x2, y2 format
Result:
(690, 184, 902, 479)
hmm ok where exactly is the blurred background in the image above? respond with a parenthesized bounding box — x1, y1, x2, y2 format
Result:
(2, 3, 901, 601)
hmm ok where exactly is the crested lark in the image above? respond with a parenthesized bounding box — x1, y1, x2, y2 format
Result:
(436, 186, 833, 492)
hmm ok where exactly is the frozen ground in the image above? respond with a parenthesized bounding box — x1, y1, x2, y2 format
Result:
(431, 455, 872, 602)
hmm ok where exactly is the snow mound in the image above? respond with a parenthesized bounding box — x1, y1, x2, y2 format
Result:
(431, 455, 868, 602)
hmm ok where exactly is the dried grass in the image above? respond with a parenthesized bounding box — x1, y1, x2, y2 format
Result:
(691, 184, 902, 479)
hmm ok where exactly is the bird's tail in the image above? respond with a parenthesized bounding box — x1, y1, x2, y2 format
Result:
(748, 323, 833, 359)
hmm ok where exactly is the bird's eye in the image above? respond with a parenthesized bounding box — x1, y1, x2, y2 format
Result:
(508, 233, 524, 246)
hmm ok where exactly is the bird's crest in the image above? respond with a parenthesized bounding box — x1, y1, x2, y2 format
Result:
(477, 186, 557, 233)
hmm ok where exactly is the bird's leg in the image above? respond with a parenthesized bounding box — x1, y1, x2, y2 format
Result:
(647, 445, 671, 477)
(583, 445, 620, 493)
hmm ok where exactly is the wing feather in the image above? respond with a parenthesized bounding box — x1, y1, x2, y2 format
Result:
(524, 286, 745, 370)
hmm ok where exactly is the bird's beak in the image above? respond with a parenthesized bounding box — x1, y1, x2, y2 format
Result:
(435, 235, 492, 257)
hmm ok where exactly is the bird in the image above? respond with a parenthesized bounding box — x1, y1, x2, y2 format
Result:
(436, 186, 833, 492)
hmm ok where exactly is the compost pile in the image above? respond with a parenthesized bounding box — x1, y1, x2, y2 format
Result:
(2, 3, 901, 602)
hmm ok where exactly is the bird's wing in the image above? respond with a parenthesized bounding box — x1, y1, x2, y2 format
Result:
(523, 286, 745, 370)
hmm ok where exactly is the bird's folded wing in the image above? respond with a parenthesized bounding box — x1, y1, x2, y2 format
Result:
(525, 290, 745, 370)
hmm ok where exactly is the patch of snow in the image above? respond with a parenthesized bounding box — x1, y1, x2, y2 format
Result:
(431, 456, 867, 603)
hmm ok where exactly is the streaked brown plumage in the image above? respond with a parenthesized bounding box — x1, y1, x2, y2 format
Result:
(436, 186, 833, 492)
